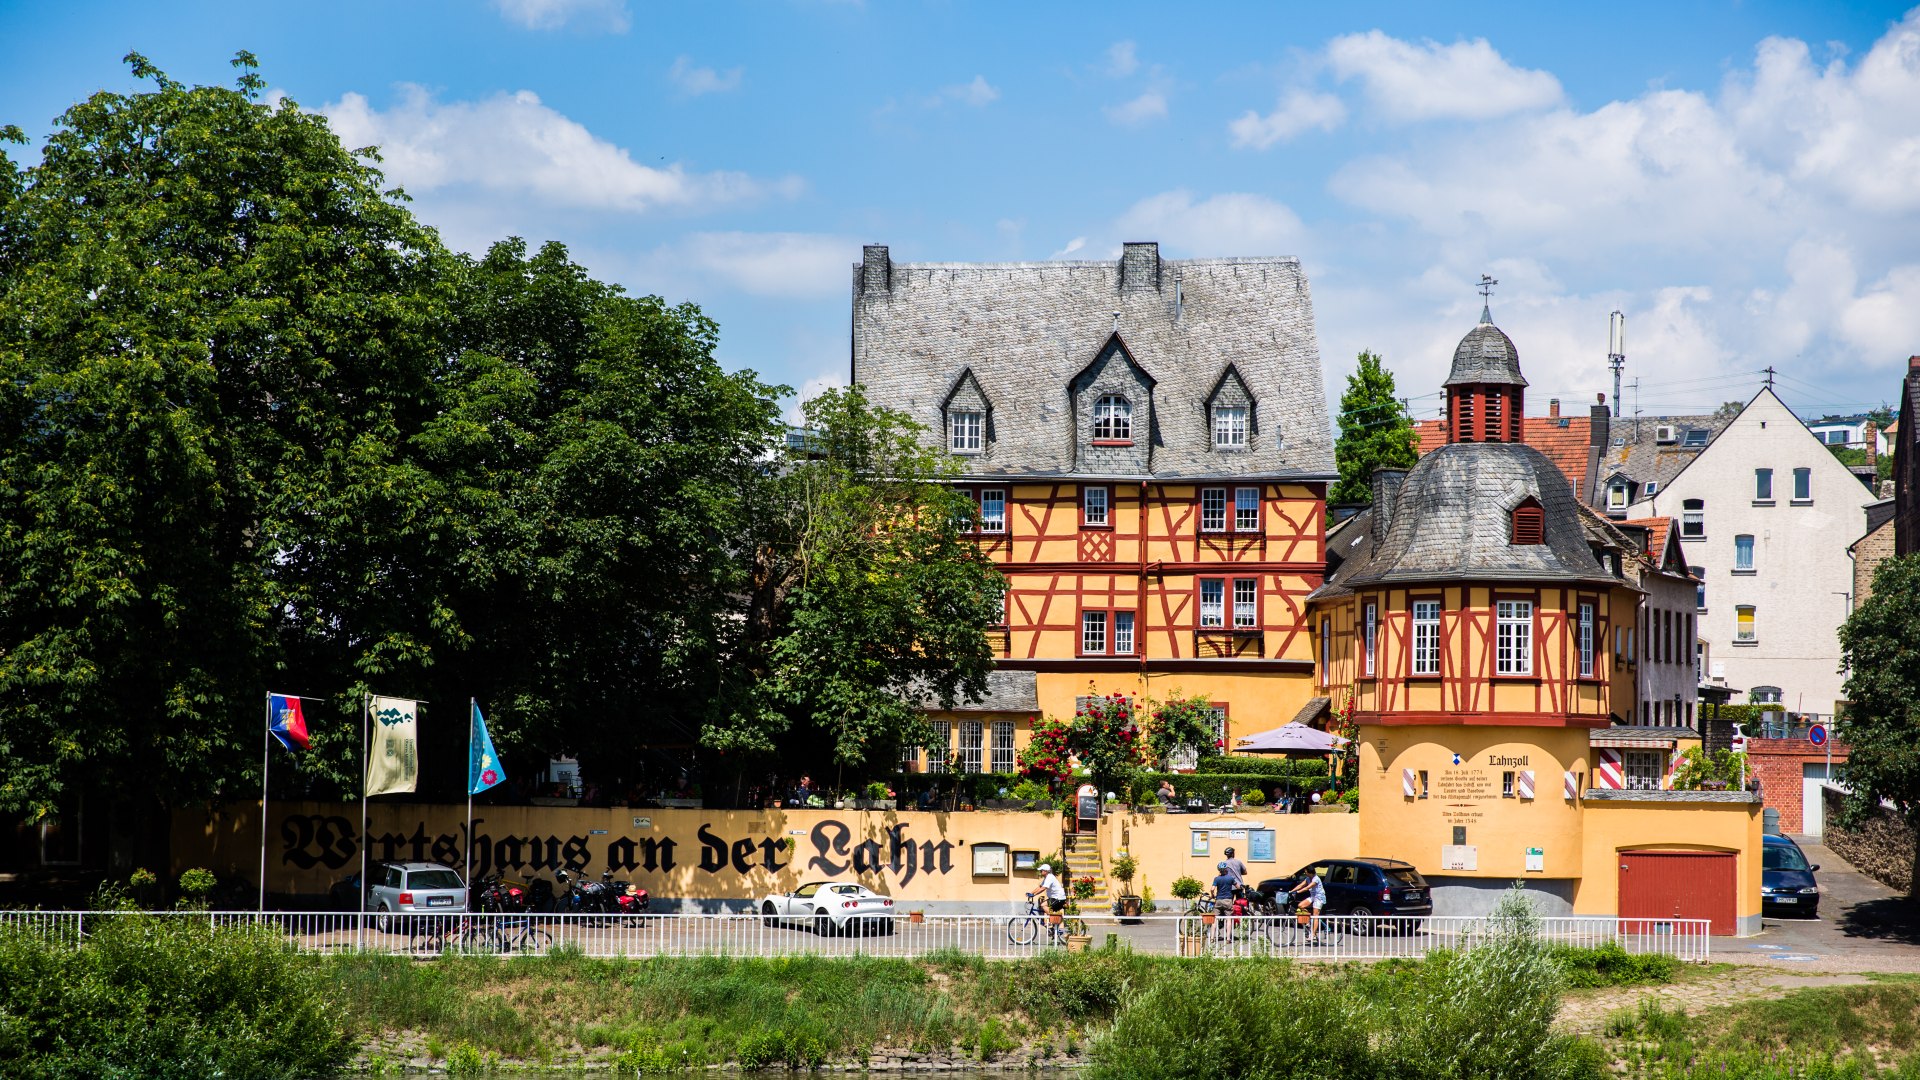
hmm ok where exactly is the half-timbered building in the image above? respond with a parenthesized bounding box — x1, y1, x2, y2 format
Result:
(852, 242, 1336, 768)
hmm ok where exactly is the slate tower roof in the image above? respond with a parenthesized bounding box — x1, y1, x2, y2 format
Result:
(850, 243, 1336, 481)
(1444, 318, 1529, 389)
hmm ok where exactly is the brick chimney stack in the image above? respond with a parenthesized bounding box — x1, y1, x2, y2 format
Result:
(1865, 421, 1878, 468)
(1549, 398, 1561, 419)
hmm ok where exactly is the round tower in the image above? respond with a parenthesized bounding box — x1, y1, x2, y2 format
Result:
(1443, 308, 1528, 444)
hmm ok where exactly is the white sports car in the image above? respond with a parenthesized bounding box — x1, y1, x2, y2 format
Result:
(760, 882, 897, 935)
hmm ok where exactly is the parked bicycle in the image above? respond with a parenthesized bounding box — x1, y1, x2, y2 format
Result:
(1006, 898, 1068, 947)
(487, 915, 556, 954)
(407, 914, 499, 955)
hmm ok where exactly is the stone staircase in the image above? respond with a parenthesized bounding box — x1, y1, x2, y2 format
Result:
(1063, 831, 1108, 908)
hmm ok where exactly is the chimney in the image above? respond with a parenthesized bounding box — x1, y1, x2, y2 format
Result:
(1582, 394, 1611, 508)
(1865, 421, 1878, 468)
(1590, 395, 1610, 447)
(1910, 355, 1920, 371)
(1370, 467, 1407, 543)
(860, 244, 891, 294)
(1120, 242, 1161, 291)
(1549, 398, 1561, 419)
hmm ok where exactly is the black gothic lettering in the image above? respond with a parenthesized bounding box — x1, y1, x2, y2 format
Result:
(887, 824, 918, 887)
(697, 824, 729, 873)
(809, 820, 851, 876)
(758, 837, 788, 874)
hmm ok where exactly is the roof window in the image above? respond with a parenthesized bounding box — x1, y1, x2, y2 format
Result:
(1511, 499, 1545, 545)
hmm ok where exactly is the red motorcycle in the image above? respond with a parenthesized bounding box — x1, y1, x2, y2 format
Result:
(602, 870, 650, 915)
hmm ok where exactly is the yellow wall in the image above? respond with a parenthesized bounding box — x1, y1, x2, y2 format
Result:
(1105, 807, 1359, 893)
(1572, 800, 1763, 923)
(1357, 724, 1590, 879)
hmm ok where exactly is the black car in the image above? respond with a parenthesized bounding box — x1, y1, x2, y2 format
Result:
(1256, 857, 1434, 931)
(1760, 834, 1820, 917)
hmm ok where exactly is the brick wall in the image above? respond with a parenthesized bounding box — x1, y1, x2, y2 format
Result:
(1855, 518, 1896, 605)
(1747, 737, 1848, 833)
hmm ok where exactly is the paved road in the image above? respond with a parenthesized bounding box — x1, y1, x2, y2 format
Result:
(1716, 834, 1920, 971)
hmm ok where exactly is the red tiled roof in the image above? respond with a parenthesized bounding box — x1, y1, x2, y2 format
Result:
(1412, 416, 1592, 498)
(1624, 516, 1673, 564)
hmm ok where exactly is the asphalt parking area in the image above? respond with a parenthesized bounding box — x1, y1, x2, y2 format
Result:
(1717, 835, 1920, 972)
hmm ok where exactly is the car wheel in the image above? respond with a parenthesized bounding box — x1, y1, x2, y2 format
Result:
(815, 911, 833, 937)
(1347, 903, 1376, 936)
(376, 904, 392, 935)
(763, 902, 779, 928)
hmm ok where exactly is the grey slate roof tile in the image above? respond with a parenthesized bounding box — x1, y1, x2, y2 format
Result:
(1443, 323, 1529, 388)
(910, 669, 1039, 713)
(851, 246, 1336, 480)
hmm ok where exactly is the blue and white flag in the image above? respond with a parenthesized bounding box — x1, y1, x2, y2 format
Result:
(469, 701, 505, 796)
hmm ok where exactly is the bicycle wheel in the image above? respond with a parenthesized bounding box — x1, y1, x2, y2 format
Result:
(512, 927, 554, 953)
(1007, 916, 1038, 946)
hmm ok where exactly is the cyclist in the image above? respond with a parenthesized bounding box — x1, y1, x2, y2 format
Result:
(1027, 863, 1067, 916)
(1209, 861, 1242, 941)
(1220, 846, 1248, 891)
(1288, 865, 1328, 945)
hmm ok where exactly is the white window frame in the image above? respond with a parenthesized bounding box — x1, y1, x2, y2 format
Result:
(1232, 578, 1258, 629)
(1412, 601, 1441, 676)
(1081, 611, 1108, 655)
(1607, 482, 1628, 511)
(977, 489, 1006, 534)
(1693, 566, 1706, 610)
(1363, 602, 1378, 676)
(1082, 485, 1109, 527)
(1792, 467, 1811, 502)
(959, 720, 984, 774)
(949, 410, 983, 453)
(1206, 705, 1227, 753)
(1233, 487, 1260, 532)
(925, 721, 951, 773)
(1213, 405, 1248, 448)
(1199, 579, 1225, 628)
(1319, 616, 1332, 685)
(1495, 599, 1534, 676)
(1200, 487, 1228, 532)
(1623, 750, 1665, 792)
(1734, 534, 1754, 572)
(1681, 500, 1705, 538)
(1735, 604, 1757, 643)
(990, 720, 1016, 774)
(1577, 602, 1595, 678)
(1092, 395, 1131, 441)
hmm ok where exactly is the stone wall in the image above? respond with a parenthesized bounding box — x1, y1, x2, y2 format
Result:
(1822, 786, 1915, 893)
(1855, 518, 1896, 605)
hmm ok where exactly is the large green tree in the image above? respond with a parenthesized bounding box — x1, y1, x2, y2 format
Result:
(1330, 350, 1418, 506)
(1836, 553, 1920, 895)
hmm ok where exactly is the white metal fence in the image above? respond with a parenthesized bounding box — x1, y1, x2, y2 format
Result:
(0, 909, 1710, 963)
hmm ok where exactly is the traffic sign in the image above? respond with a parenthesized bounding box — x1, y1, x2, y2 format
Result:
(1809, 724, 1829, 747)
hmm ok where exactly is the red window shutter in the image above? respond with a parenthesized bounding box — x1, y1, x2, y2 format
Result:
(1512, 504, 1544, 545)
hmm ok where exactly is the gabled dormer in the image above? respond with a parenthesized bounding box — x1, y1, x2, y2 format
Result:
(1602, 471, 1636, 516)
(1205, 363, 1259, 453)
(1069, 333, 1156, 474)
(941, 367, 992, 457)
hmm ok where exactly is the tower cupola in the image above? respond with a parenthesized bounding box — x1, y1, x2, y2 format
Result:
(1443, 280, 1528, 444)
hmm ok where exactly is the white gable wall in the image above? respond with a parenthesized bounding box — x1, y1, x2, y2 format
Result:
(1628, 389, 1873, 714)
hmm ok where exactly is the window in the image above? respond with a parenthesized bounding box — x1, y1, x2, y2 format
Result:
(1755, 468, 1773, 501)
(949, 410, 983, 453)
(925, 721, 951, 773)
(1092, 395, 1131, 442)
(1577, 602, 1595, 677)
(990, 720, 1016, 774)
(1501, 771, 1516, 798)
(1412, 601, 1441, 676)
(1693, 566, 1706, 610)
(1320, 616, 1332, 684)
(1200, 487, 1228, 532)
(1417, 771, 1429, 799)
(1082, 611, 1107, 654)
(1212, 406, 1248, 448)
(1205, 705, 1228, 753)
(1607, 481, 1628, 511)
(1751, 685, 1782, 704)
(1234, 487, 1261, 532)
(1511, 502, 1544, 545)
(1623, 751, 1665, 791)
(1645, 481, 1659, 495)
(1734, 534, 1754, 572)
(1792, 467, 1811, 502)
(1735, 605, 1756, 643)
(1683, 428, 1709, 447)
(900, 741, 920, 770)
(1082, 485, 1109, 528)
(1363, 602, 1378, 676)
(1114, 611, 1135, 655)
(1495, 599, 1534, 675)
(1456, 393, 1474, 441)
(978, 489, 1005, 533)
(959, 721, 984, 774)
(1199, 579, 1225, 628)
(1233, 579, 1258, 628)
(1681, 499, 1704, 538)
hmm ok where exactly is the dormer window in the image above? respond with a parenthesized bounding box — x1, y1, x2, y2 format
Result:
(1212, 406, 1248, 448)
(1606, 480, 1628, 511)
(1510, 499, 1544, 545)
(949, 409, 983, 453)
(1093, 395, 1132, 443)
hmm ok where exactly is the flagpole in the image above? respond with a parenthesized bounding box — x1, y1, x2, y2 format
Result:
(259, 692, 271, 913)
(359, 691, 369, 951)
(465, 698, 475, 901)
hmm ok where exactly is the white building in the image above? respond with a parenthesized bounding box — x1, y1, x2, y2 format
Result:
(1805, 415, 1888, 455)
(1627, 388, 1876, 715)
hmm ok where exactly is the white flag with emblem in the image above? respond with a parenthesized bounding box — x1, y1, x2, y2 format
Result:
(366, 695, 420, 797)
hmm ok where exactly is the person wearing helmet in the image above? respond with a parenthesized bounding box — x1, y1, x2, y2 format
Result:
(1210, 861, 1239, 900)
(1027, 862, 1066, 915)
(1221, 846, 1249, 891)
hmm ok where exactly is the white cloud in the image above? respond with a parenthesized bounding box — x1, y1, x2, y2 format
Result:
(1051, 236, 1088, 259)
(785, 371, 847, 426)
(324, 86, 799, 213)
(672, 233, 857, 299)
(1106, 89, 1168, 126)
(1112, 191, 1305, 256)
(1325, 30, 1562, 122)
(1230, 89, 1347, 148)
(1106, 41, 1139, 78)
(492, 0, 629, 33)
(927, 75, 999, 108)
(668, 56, 743, 96)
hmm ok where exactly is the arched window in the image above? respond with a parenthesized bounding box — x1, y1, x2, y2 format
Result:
(1510, 499, 1544, 545)
(1093, 395, 1132, 441)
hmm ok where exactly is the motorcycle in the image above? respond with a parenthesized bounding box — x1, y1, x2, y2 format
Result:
(473, 873, 529, 914)
(554, 867, 614, 920)
(601, 870, 650, 915)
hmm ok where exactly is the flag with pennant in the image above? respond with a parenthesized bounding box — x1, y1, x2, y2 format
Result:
(469, 701, 505, 796)
(268, 693, 310, 752)
(366, 696, 420, 797)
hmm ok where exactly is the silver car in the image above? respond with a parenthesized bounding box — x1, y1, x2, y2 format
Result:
(366, 861, 468, 931)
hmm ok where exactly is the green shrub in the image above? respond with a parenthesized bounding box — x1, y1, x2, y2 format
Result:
(863, 781, 890, 801)
(1551, 942, 1681, 988)
(1241, 787, 1266, 806)
(1089, 967, 1377, 1080)
(1192, 755, 1330, 778)
(177, 867, 217, 898)
(0, 911, 353, 1078)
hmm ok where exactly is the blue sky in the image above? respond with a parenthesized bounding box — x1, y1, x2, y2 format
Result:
(5, 1, 1919, 425)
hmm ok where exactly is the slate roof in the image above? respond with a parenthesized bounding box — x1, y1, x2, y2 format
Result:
(910, 669, 1039, 713)
(1289, 697, 1331, 726)
(1443, 321, 1528, 388)
(1596, 413, 1733, 495)
(1316, 442, 1619, 593)
(850, 245, 1336, 480)
(1416, 414, 1591, 498)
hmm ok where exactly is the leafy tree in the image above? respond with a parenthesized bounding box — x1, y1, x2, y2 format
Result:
(1145, 693, 1217, 767)
(1837, 553, 1920, 895)
(1330, 351, 1417, 506)
(700, 387, 1005, 790)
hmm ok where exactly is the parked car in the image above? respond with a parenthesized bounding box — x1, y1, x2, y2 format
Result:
(1761, 834, 1820, 917)
(365, 861, 468, 932)
(1256, 857, 1433, 932)
(760, 881, 896, 935)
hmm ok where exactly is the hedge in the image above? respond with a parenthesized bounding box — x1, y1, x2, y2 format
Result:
(1142, 772, 1334, 803)
(1192, 755, 1330, 779)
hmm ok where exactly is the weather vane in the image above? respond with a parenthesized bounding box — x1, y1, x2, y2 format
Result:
(1477, 274, 1499, 323)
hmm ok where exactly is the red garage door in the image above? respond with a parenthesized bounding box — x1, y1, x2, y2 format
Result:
(1618, 851, 1735, 936)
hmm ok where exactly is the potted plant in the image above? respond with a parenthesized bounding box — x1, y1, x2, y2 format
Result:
(1063, 899, 1092, 952)
(852, 781, 896, 811)
(907, 908, 925, 924)
(1110, 853, 1142, 919)
(1170, 876, 1206, 955)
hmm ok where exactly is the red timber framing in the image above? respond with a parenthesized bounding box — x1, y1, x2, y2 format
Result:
(975, 480, 1325, 669)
